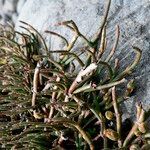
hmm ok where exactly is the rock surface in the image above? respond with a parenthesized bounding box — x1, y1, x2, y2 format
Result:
(0, 0, 17, 24)
(15, 0, 150, 118)
(0, 0, 26, 25)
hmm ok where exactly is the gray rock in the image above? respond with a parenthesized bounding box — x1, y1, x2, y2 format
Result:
(0, 0, 19, 25)
(2, 0, 18, 13)
(16, 0, 150, 119)
(17, 0, 27, 14)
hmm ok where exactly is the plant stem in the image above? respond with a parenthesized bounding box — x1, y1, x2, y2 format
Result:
(92, 0, 111, 45)
(32, 62, 41, 106)
(49, 76, 60, 119)
(45, 30, 69, 46)
(113, 47, 142, 80)
(90, 108, 107, 149)
(20, 21, 49, 54)
(105, 25, 120, 62)
(50, 118, 94, 150)
(112, 86, 122, 148)
(123, 106, 145, 147)
(98, 25, 106, 59)
(73, 78, 126, 94)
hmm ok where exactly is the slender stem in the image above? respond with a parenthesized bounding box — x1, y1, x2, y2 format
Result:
(71, 91, 123, 148)
(78, 32, 93, 47)
(20, 21, 49, 54)
(123, 107, 145, 147)
(105, 25, 120, 62)
(32, 54, 64, 71)
(32, 62, 41, 106)
(104, 97, 124, 110)
(92, 0, 111, 44)
(49, 76, 60, 119)
(85, 48, 97, 62)
(114, 47, 142, 80)
(0, 37, 26, 60)
(50, 118, 94, 150)
(97, 60, 114, 78)
(112, 86, 122, 147)
(72, 95, 84, 106)
(114, 58, 119, 71)
(66, 35, 78, 52)
(73, 78, 126, 94)
(48, 57, 63, 70)
(90, 108, 107, 148)
(50, 50, 85, 67)
(61, 34, 78, 62)
(63, 20, 92, 46)
(45, 30, 69, 46)
(136, 102, 142, 119)
(98, 25, 106, 59)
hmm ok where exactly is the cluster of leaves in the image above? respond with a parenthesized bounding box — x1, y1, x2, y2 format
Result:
(0, 0, 150, 149)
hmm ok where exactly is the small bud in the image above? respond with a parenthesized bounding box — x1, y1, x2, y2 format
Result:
(127, 79, 135, 89)
(105, 111, 114, 120)
(130, 144, 140, 150)
(125, 79, 135, 97)
(32, 55, 41, 61)
(0, 58, 7, 65)
(103, 91, 111, 102)
(104, 129, 118, 141)
(138, 122, 147, 134)
(33, 110, 43, 119)
(134, 129, 142, 136)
